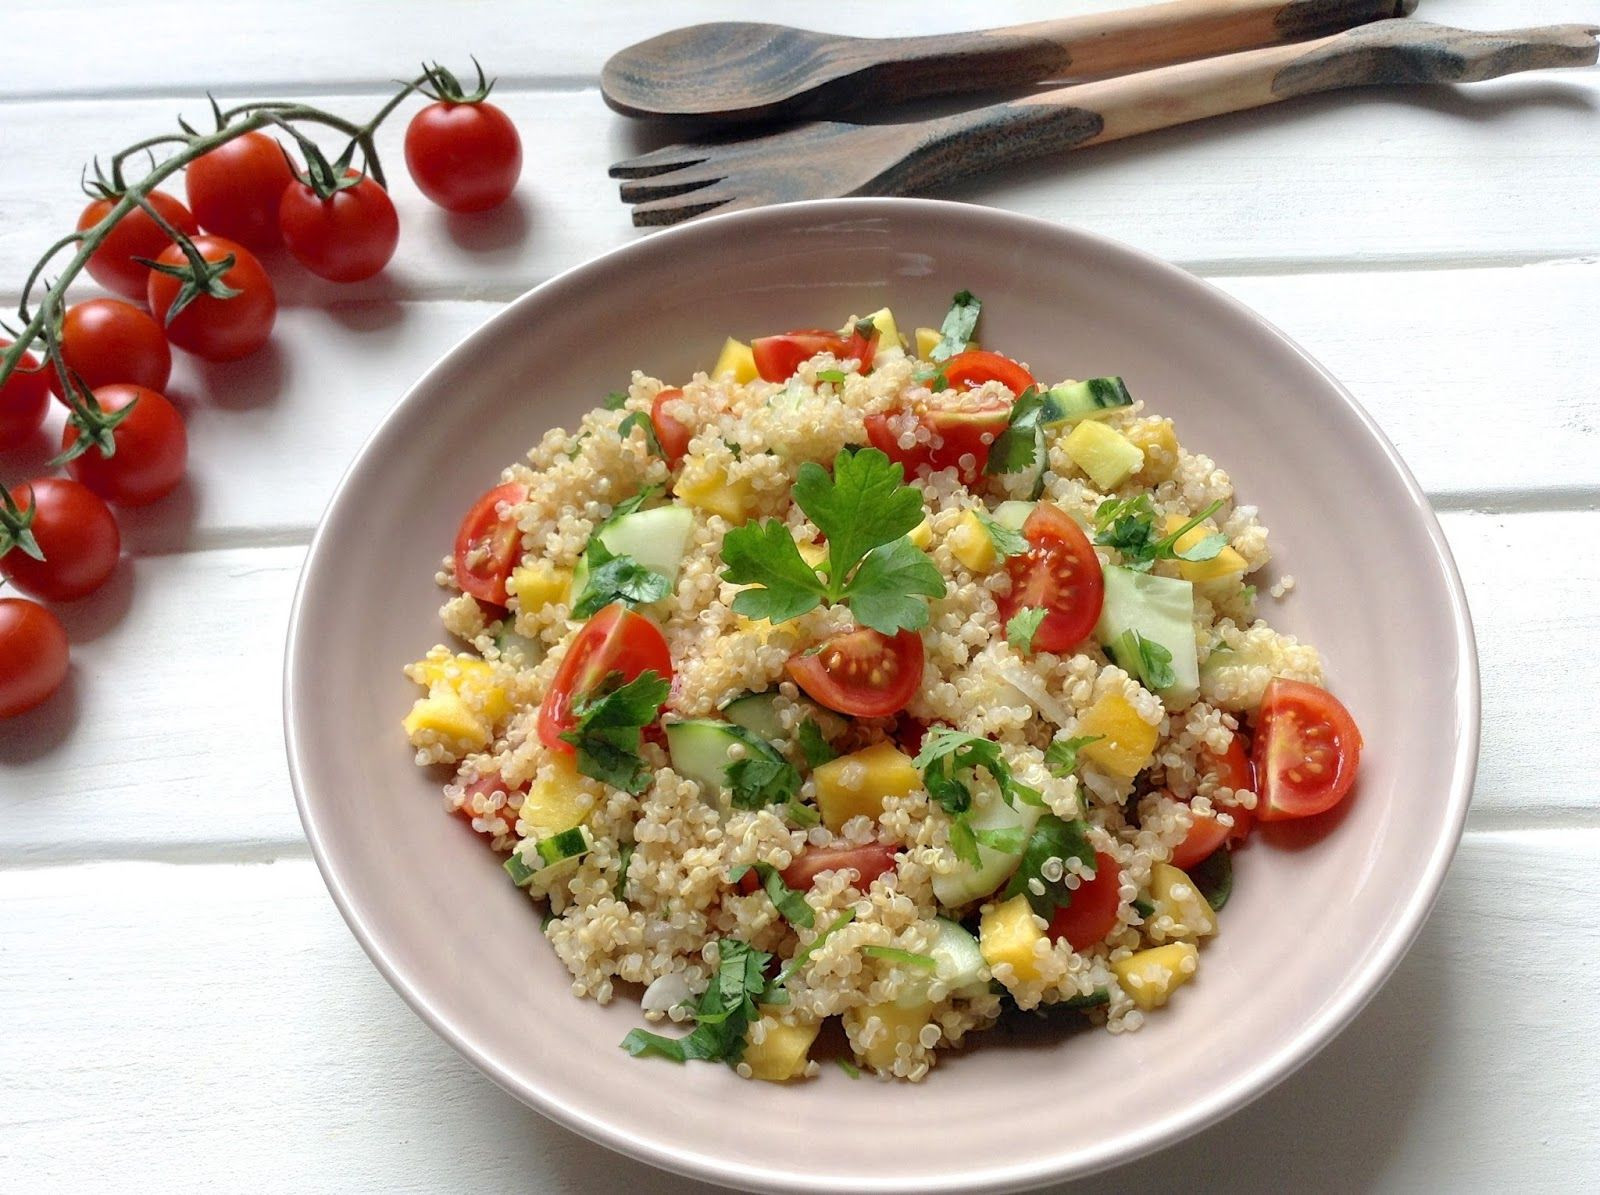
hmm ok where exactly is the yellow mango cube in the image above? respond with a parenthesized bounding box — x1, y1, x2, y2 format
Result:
(1062, 420, 1144, 491)
(914, 327, 941, 361)
(797, 540, 828, 569)
(846, 1001, 934, 1073)
(860, 307, 903, 353)
(1129, 419, 1180, 482)
(1148, 862, 1218, 942)
(980, 895, 1048, 986)
(743, 1012, 821, 1081)
(1162, 515, 1248, 585)
(407, 650, 511, 725)
(712, 337, 758, 384)
(1077, 693, 1159, 780)
(402, 690, 490, 752)
(907, 518, 933, 550)
(812, 742, 921, 832)
(948, 510, 998, 573)
(517, 754, 595, 838)
(1112, 942, 1199, 1011)
(677, 466, 755, 525)
(507, 560, 572, 613)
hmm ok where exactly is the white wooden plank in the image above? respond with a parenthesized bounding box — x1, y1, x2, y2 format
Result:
(2, 830, 1593, 1192)
(1, 265, 1594, 550)
(0, 509, 1592, 858)
(3, 73, 1599, 297)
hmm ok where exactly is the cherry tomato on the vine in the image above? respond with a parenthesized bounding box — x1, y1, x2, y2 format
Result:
(146, 236, 276, 362)
(77, 191, 199, 301)
(0, 340, 51, 448)
(0, 478, 121, 602)
(49, 299, 171, 398)
(405, 99, 522, 213)
(0, 597, 69, 718)
(278, 172, 400, 283)
(63, 384, 188, 507)
(184, 131, 296, 250)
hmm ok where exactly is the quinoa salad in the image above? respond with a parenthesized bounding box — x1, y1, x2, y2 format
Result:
(400, 292, 1365, 1083)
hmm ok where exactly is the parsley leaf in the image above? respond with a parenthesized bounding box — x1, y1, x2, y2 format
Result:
(726, 753, 802, 811)
(785, 798, 821, 828)
(721, 449, 945, 635)
(615, 843, 634, 902)
(1006, 607, 1047, 655)
(620, 937, 771, 1064)
(619, 410, 663, 456)
(984, 387, 1046, 475)
(1112, 629, 1176, 692)
(816, 368, 847, 384)
(600, 483, 664, 530)
(972, 825, 1027, 854)
(560, 669, 669, 794)
(948, 814, 981, 869)
(977, 511, 1028, 559)
(796, 719, 837, 768)
(1002, 814, 1097, 919)
(860, 945, 936, 970)
(1191, 846, 1234, 911)
(930, 290, 980, 363)
(837, 1057, 861, 1078)
(602, 390, 630, 411)
(571, 538, 671, 619)
(1093, 495, 1227, 572)
(914, 728, 1044, 818)
(729, 863, 815, 928)
(764, 908, 858, 1003)
(1045, 734, 1103, 778)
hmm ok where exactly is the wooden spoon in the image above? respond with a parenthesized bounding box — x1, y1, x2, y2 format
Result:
(611, 20, 1600, 224)
(602, 0, 1420, 124)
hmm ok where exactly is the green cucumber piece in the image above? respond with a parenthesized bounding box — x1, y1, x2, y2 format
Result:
(570, 502, 694, 610)
(931, 787, 1042, 909)
(1094, 565, 1199, 707)
(721, 692, 785, 742)
(990, 500, 1036, 532)
(1040, 377, 1134, 426)
(929, 918, 989, 999)
(664, 718, 787, 804)
(492, 626, 544, 668)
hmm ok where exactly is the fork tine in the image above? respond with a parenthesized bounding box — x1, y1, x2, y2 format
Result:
(624, 184, 744, 227)
(608, 143, 713, 179)
(618, 165, 728, 204)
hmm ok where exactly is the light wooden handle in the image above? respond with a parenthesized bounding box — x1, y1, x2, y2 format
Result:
(883, 20, 1599, 195)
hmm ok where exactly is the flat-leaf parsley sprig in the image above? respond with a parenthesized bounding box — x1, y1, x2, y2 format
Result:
(720, 448, 946, 635)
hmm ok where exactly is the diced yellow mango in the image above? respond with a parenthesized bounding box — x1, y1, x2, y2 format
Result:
(743, 1012, 821, 1081)
(1129, 419, 1180, 483)
(677, 466, 755, 525)
(861, 308, 903, 353)
(797, 540, 828, 568)
(712, 337, 758, 384)
(812, 742, 921, 832)
(980, 895, 1047, 986)
(1112, 942, 1199, 1011)
(402, 690, 490, 751)
(1162, 515, 1248, 585)
(948, 510, 999, 573)
(907, 518, 933, 550)
(517, 754, 595, 838)
(1077, 693, 1159, 780)
(407, 650, 511, 725)
(1062, 420, 1144, 491)
(1148, 862, 1218, 942)
(915, 327, 941, 361)
(846, 1001, 934, 1073)
(507, 560, 572, 613)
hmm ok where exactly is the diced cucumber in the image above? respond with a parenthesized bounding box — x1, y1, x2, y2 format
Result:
(721, 692, 786, 742)
(931, 787, 1042, 909)
(991, 500, 1036, 532)
(492, 626, 544, 668)
(1094, 565, 1199, 707)
(570, 503, 695, 610)
(929, 918, 989, 999)
(664, 718, 787, 805)
(1039, 377, 1134, 426)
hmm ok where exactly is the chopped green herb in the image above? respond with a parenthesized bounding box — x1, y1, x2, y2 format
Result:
(972, 825, 1027, 854)
(1006, 606, 1047, 655)
(1132, 897, 1156, 918)
(984, 387, 1046, 476)
(930, 290, 980, 363)
(618, 410, 663, 456)
(766, 907, 858, 1001)
(816, 368, 847, 384)
(1045, 734, 1103, 779)
(861, 945, 937, 970)
(570, 537, 671, 619)
(1093, 495, 1226, 572)
(599, 483, 663, 530)
(602, 390, 630, 411)
(1190, 846, 1234, 911)
(726, 753, 802, 811)
(620, 937, 771, 1065)
(796, 718, 837, 768)
(535, 826, 591, 869)
(1002, 814, 1097, 919)
(836, 1057, 862, 1079)
(615, 843, 634, 902)
(560, 669, 670, 794)
(729, 863, 815, 928)
(721, 448, 945, 635)
(947, 814, 981, 869)
(914, 728, 1043, 819)
(977, 510, 1028, 559)
(540, 908, 556, 933)
(1055, 988, 1110, 1011)
(785, 798, 821, 829)
(1113, 628, 1176, 692)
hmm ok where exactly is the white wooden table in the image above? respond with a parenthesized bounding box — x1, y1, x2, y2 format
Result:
(4, 1, 1598, 1190)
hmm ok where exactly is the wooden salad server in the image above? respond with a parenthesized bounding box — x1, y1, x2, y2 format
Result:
(611, 20, 1599, 225)
(602, 0, 1420, 123)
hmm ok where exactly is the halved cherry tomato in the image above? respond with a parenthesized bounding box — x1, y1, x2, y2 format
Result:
(649, 388, 692, 465)
(77, 191, 199, 300)
(786, 626, 923, 719)
(998, 503, 1104, 654)
(537, 603, 673, 753)
(892, 714, 933, 757)
(780, 843, 899, 891)
(1169, 734, 1255, 871)
(1253, 679, 1363, 821)
(452, 482, 528, 606)
(50, 299, 171, 397)
(1047, 851, 1123, 951)
(864, 396, 1011, 486)
(939, 349, 1036, 397)
(455, 771, 527, 844)
(750, 324, 877, 383)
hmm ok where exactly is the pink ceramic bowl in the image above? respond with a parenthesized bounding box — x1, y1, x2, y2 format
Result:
(285, 198, 1478, 1192)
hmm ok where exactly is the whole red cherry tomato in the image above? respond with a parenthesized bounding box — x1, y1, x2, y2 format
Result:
(184, 131, 296, 250)
(0, 598, 69, 718)
(0, 341, 51, 448)
(405, 97, 522, 213)
(62, 384, 188, 507)
(0, 478, 121, 602)
(146, 236, 276, 362)
(278, 172, 400, 282)
(77, 191, 200, 300)
(49, 299, 171, 398)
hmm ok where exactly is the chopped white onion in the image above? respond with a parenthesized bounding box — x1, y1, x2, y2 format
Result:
(640, 972, 692, 1014)
(996, 661, 1074, 728)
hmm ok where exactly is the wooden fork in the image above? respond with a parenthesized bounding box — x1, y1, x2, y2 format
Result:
(611, 20, 1599, 226)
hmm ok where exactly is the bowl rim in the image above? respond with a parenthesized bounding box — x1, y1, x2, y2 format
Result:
(284, 196, 1480, 1194)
